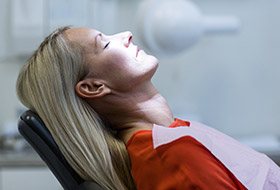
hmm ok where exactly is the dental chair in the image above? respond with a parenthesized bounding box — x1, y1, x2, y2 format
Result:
(18, 110, 103, 190)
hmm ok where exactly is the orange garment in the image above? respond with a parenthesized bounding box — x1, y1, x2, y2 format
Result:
(126, 119, 247, 190)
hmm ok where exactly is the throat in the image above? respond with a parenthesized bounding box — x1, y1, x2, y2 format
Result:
(89, 83, 174, 144)
(115, 100, 174, 144)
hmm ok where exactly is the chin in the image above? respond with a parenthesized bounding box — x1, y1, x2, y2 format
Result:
(147, 57, 159, 78)
(146, 54, 159, 66)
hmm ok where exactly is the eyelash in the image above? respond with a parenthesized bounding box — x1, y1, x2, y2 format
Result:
(104, 42, 110, 49)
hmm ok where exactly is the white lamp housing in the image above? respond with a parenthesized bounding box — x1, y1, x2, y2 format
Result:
(137, 0, 240, 57)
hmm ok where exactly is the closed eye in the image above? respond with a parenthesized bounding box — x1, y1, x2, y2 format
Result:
(104, 42, 110, 49)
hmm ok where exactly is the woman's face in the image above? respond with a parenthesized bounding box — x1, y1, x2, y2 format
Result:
(66, 28, 159, 91)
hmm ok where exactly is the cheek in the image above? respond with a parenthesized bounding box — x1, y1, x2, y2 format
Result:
(98, 54, 134, 85)
(104, 52, 136, 74)
(95, 50, 157, 90)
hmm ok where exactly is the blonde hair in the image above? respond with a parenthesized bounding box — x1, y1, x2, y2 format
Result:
(16, 27, 135, 190)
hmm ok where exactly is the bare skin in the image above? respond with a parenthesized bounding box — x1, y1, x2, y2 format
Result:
(88, 80, 174, 143)
(66, 28, 174, 144)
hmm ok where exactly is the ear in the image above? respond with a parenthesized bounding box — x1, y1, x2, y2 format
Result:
(75, 79, 111, 99)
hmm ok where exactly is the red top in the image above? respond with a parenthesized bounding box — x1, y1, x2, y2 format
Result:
(126, 119, 247, 190)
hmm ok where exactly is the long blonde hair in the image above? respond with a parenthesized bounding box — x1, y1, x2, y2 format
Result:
(16, 27, 135, 190)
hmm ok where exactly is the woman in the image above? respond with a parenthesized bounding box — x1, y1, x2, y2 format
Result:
(17, 27, 280, 190)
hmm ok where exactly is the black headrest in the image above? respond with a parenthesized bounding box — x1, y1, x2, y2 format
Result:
(18, 110, 103, 190)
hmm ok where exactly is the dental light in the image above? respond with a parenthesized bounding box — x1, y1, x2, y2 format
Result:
(137, 0, 240, 57)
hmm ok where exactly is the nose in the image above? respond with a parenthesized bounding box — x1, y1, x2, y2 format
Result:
(110, 31, 133, 47)
(121, 31, 133, 47)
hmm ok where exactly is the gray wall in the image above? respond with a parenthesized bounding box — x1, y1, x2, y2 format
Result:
(0, 60, 23, 131)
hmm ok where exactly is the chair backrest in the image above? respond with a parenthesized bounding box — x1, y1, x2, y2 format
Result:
(18, 110, 103, 190)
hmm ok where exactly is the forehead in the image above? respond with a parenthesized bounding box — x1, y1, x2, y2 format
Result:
(64, 27, 99, 47)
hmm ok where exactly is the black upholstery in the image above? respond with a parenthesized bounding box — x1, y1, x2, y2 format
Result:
(18, 110, 103, 190)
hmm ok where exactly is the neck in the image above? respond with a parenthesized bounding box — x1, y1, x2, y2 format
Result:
(89, 82, 174, 143)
